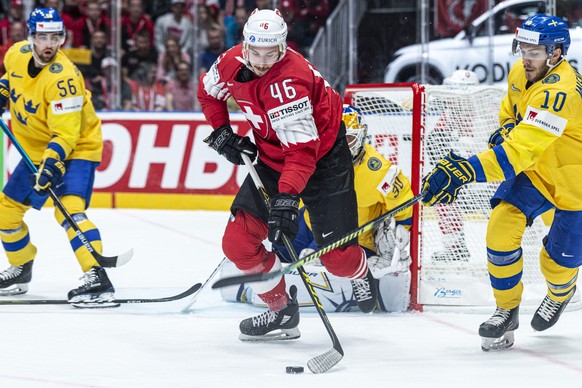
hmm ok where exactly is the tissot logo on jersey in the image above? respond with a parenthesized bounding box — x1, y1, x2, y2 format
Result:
(523, 106, 567, 136)
(267, 97, 312, 126)
(51, 96, 83, 114)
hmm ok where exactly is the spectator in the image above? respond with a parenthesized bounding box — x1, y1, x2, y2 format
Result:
(128, 62, 167, 111)
(166, 61, 195, 111)
(77, 30, 111, 83)
(195, 1, 225, 46)
(0, 0, 25, 47)
(296, 0, 330, 43)
(156, 35, 191, 83)
(194, 3, 216, 52)
(121, 29, 158, 80)
(61, 0, 83, 20)
(218, 0, 256, 16)
(90, 57, 133, 111)
(73, 0, 111, 48)
(224, 6, 248, 49)
(142, 0, 171, 22)
(254, 0, 273, 10)
(154, 0, 193, 54)
(279, 0, 310, 54)
(121, 0, 154, 53)
(0, 21, 25, 75)
(199, 24, 225, 74)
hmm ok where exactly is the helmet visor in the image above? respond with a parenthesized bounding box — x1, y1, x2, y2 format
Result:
(32, 33, 65, 47)
(246, 46, 281, 65)
(512, 40, 548, 60)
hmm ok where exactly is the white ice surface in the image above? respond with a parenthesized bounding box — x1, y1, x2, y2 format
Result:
(0, 208, 581, 388)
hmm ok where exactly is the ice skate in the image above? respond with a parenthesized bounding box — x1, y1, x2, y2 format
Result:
(68, 267, 119, 308)
(479, 306, 519, 351)
(531, 287, 575, 332)
(350, 269, 378, 313)
(239, 285, 300, 341)
(0, 261, 33, 296)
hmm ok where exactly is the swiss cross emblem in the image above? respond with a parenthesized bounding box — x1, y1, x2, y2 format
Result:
(240, 104, 269, 139)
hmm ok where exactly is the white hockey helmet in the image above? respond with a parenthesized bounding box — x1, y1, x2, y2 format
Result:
(443, 70, 480, 88)
(242, 8, 288, 63)
(342, 104, 368, 162)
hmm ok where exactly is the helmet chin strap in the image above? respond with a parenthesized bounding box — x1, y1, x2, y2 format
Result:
(545, 56, 564, 73)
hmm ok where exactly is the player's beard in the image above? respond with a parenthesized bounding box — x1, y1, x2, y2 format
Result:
(33, 45, 58, 67)
(250, 63, 272, 77)
(523, 61, 549, 83)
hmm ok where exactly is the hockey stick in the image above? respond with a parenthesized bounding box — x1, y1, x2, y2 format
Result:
(180, 257, 227, 313)
(241, 154, 343, 374)
(0, 283, 202, 305)
(213, 190, 425, 289)
(0, 119, 132, 268)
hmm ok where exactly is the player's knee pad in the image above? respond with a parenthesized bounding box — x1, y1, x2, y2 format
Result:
(320, 244, 367, 279)
(540, 246, 578, 301)
(0, 193, 28, 230)
(54, 195, 86, 227)
(486, 201, 526, 252)
(223, 210, 269, 271)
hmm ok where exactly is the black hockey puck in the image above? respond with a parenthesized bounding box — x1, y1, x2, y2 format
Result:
(286, 366, 304, 374)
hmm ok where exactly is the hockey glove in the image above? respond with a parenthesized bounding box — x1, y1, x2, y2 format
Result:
(488, 123, 514, 149)
(0, 78, 9, 115)
(35, 157, 66, 193)
(422, 151, 475, 206)
(369, 218, 411, 278)
(204, 124, 257, 165)
(268, 192, 300, 244)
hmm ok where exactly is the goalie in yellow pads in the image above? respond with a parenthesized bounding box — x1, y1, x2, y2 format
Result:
(0, 8, 118, 307)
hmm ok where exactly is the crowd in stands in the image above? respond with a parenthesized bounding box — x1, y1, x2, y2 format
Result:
(0, 0, 336, 111)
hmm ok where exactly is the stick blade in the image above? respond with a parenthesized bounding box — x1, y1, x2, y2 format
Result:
(115, 248, 134, 267)
(307, 347, 343, 374)
(95, 248, 134, 268)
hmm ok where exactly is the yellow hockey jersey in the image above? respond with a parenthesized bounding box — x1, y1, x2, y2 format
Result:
(470, 58, 582, 210)
(2, 40, 102, 164)
(353, 144, 414, 251)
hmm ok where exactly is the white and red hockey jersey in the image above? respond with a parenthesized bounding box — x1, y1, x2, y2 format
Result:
(197, 45, 343, 195)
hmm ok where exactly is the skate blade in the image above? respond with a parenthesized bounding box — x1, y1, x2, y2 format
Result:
(481, 330, 515, 352)
(0, 283, 28, 296)
(69, 292, 119, 308)
(239, 327, 301, 342)
(72, 301, 120, 309)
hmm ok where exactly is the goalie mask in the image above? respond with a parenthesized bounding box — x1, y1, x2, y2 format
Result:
(242, 8, 287, 75)
(342, 105, 368, 163)
(512, 14, 569, 68)
(27, 8, 66, 66)
(443, 70, 480, 88)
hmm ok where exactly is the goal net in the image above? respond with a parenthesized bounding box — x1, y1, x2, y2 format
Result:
(343, 83, 580, 311)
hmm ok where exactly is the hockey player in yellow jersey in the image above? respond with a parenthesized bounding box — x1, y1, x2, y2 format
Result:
(220, 105, 416, 312)
(422, 14, 582, 350)
(342, 104, 414, 271)
(0, 8, 118, 307)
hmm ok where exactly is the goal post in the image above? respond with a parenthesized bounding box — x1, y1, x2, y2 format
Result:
(343, 82, 579, 312)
